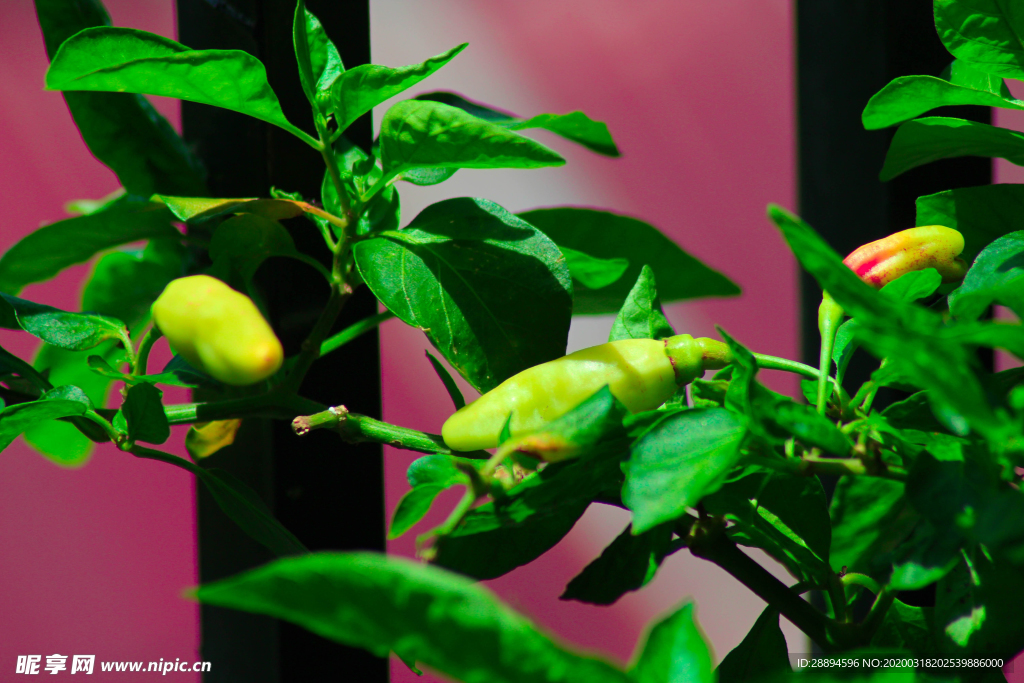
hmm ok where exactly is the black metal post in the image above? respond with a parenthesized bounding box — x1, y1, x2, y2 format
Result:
(177, 1, 386, 681)
(796, 1, 993, 612)
(796, 1, 992, 396)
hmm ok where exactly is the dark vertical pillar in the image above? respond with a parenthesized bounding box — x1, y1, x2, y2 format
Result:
(796, 0, 993, 614)
(796, 0, 992, 407)
(178, 1, 386, 681)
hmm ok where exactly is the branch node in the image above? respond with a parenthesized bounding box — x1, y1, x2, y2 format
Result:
(292, 404, 349, 436)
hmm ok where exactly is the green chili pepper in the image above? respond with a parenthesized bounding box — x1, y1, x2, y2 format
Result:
(151, 275, 284, 386)
(441, 335, 729, 452)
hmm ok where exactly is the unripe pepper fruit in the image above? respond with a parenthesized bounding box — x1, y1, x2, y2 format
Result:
(441, 334, 730, 452)
(151, 275, 284, 386)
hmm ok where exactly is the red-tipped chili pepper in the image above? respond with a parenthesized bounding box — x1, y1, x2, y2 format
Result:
(815, 225, 967, 415)
(843, 225, 966, 289)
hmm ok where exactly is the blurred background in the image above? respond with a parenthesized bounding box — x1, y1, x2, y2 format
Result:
(1, 1, 1016, 681)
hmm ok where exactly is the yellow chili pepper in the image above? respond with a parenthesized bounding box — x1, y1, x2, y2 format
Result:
(441, 335, 729, 452)
(151, 275, 284, 386)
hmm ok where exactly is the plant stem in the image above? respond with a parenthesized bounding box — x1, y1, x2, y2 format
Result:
(82, 409, 120, 443)
(319, 310, 395, 358)
(753, 353, 842, 395)
(133, 325, 163, 376)
(827, 570, 849, 622)
(116, 326, 136, 369)
(841, 572, 882, 595)
(164, 393, 320, 426)
(860, 586, 895, 640)
(418, 487, 478, 560)
(284, 281, 352, 394)
(314, 115, 352, 225)
(686, 517, 834, 650)
(291, 403, 487, 457)
(742, 453, 907, 481)
(131, 444, 201, 475)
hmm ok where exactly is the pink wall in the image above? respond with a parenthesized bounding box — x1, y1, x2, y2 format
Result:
(0, 2, 199, 680)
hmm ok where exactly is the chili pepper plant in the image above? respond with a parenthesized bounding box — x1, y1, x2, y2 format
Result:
(5, 0, 1024, 681)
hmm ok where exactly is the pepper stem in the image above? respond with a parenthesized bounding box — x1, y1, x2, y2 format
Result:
(817, 292, 845, 414)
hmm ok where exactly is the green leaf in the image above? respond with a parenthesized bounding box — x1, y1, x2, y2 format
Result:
(832, 319, 861, 388)
(388, 454, 480, 540)
(770, 399, 853, 455)
(863, 60, 1023, 130)
(0, 293, 127, 352)
(46, 27, 315, 147)
(630, 602, 713, 683)
(622, 408, 745, 534)
(560, 523, 675, 606)
(880, 117, 1024, 181)
(497, 387, 629, 463)
(433, 440, 627, 579)
(196, 466, 307, 557)
(950, 231, 1024, 321)
(880, 268, 943, 303)
(887, 520, 962, 591)
(154, 195, 311, 224)
(425, 351, 465, 411)
(561, 246, 629, 291)
(934, 547, 1024, 658)
(881, 392, 951, 434)
(0, 386, 90, 452)
(417, 92, 621, 157)
(407, 454, 481, 488)
(829, 476, 917, 576)
(715, 607, 790, 683)
(82, 238, 185, 328)
(935, 0, 1024, 81)
(24, 238, 185, 464)
(704, 466, 832, 584)
(119, 382, 170, 445)
(194, 552, 632, 683)
(520, 207, 739, 314)
(34, 0, 206, 197)
(292, 0, 343, 109)
(23, 344, 119, 466)
(0, 196, 177, 294)
(870, 599, 932, 652)
(400, 166, 459, 187)
(917, 184, 1024, 266)
(86, 355, 206, 389)
(415, 91, 517, 122)
(354, 198, 572, 394)
(510, 112, 620, 157)
(331, 44, 467, 133)
(691, 378, 729, 409)
(208, 214, 309, 286)
(609, 266, 675, 342)
(378, 100, 565, 182)
(907, 450, 1024, 563)
(388, 485, 448, 541)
